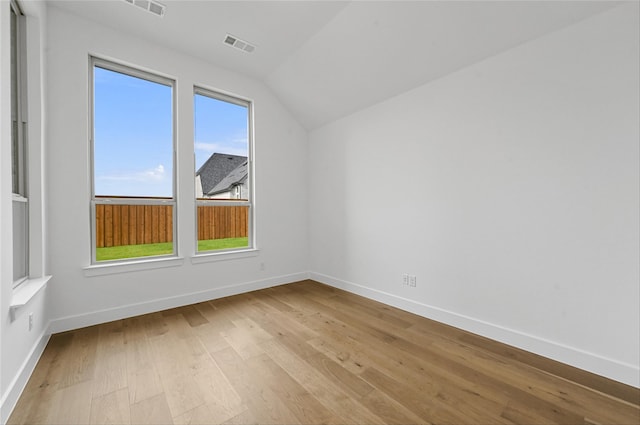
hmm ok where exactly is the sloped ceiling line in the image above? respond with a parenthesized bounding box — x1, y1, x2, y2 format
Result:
(50, 0, 620, 130)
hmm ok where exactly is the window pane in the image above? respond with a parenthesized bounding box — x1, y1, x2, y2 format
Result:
(194, 94, 249, 200)
(194, 91, 251, 252)
(12, 200, 28, 282)
(94, 66, 173, 198)
(92, 62, 175, 262)
(196, 205, 249, 252)
(10, 5, 21, 195)
(94, 203, 174, 261)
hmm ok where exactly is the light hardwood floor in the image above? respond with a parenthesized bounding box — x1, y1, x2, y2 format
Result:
(8, 280, 640, 424)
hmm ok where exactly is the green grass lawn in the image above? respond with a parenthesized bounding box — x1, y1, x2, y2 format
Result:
(198, 237, 248, 252)
(96, 237, 249, 261)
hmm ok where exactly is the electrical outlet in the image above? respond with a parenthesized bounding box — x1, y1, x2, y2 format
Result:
(260, 262, 265, 271)
(402, 273, 409, 286)
(409, 275, 417, 287)
(28, 313, 33, 331)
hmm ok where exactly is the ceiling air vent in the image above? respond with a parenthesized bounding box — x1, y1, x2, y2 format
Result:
(123, 0, 166, 17)
(224, 34, 256, 53)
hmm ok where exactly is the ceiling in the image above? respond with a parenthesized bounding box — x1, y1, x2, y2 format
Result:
(49, 0, 620, 130)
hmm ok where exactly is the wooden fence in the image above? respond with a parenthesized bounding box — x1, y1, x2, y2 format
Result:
(197, 205, 249, 241)
(95, 204, 248, 248)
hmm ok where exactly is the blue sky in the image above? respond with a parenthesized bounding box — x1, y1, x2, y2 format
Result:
(194, 93, 248, 170)
(94, 66, 248, 197)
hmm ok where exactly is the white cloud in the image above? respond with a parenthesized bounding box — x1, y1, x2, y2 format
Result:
(99, 164, 166, 182)
(142, 164, 165, 181)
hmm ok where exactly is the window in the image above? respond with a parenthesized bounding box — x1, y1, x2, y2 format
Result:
(90, 58, 176, 263)
(194, 88, 252, 253)
(11, 0, 28, 286)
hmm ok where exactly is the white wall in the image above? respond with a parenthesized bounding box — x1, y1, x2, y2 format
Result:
(309, 3, 639, 387)
(45, 6, 308, 330)
(1, 1, 50, 421)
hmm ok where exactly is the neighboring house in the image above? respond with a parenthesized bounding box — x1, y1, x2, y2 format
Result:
(207, 161, 248, 199)
(195, 153, 248, 199)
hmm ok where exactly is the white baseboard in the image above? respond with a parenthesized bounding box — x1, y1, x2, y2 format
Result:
(309, 272, 639, 388)
(49, 272, 309, 334)
(0, 328, 51, 425)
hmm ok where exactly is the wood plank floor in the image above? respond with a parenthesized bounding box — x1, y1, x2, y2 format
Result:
(8, 280, 640, 424)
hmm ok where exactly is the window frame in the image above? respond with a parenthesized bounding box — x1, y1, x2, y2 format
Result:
(193, 86, 255, 256)
(89, 57, 178, 265)
(11, 0, 29, 288)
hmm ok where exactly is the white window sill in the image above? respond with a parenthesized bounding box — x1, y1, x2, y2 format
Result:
(191, 248, 260, 265)
(10, 275, 52, 319)
(83, 256, 185, 277)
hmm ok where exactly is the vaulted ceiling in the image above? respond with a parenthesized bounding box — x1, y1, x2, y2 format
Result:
(50, 0, 620, 129)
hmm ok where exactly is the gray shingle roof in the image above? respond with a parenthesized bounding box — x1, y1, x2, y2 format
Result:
(196, 153, 247, 195)
(207, 161, 248, 196)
